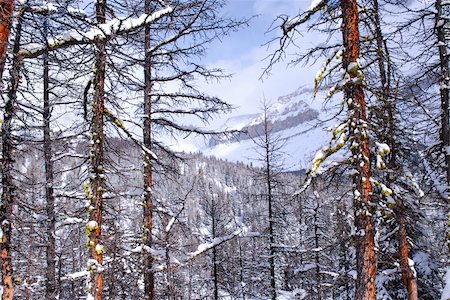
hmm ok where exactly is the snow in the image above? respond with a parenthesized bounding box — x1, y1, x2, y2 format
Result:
(86, 220, 98, 230)
(309, 0, 322, 11)
(20, 7, 174, 56)
(222, 113, 259, 131)
(189, 228, 242, 258)
(165, 217, 176, 232)
(68, 7, 86, 16)
(62, 270, 89, 281)
(408, 257, 417, 278)
(204, 113, 329, 171)
(64, 217, 83, 225)
(347, 62, 359, 73)
(95, 244, 104, 254)
(30, 2, 58, 13)
(311, 149, 326, 174)
(278, 289, 307, 300)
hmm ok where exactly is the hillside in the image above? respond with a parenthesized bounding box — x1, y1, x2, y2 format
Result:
(202, 87, 334, 171)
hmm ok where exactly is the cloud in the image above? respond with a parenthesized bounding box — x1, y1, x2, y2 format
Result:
(199, 41, 321, 128)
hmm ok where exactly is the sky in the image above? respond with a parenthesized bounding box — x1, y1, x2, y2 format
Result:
(166, 0, 327, 153)
(197, 0, 322, 127)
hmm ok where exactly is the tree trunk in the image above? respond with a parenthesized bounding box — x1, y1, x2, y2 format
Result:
(87, 0, 107, 298)
(143, 0, 155, 299)
(43, 14, 57, 300)
(372, 1, 418, 297)
(211, 190, 219, 300)
(436, 0, 450, 253)
(341, 0, 377, 299)
(313, 203, 322, 300)
(0, 0, 14, 80)
(0, 10, 23, 300)
(395, 204, 418, 300)
(263, 109, 277, 300)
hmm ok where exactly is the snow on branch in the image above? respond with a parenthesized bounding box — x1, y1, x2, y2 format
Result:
(104, 109, 158, 161)
(294, 121, 348, 196)
(153, 227, 243, 273)
(19, 6, 174, 58)
(281, 0, 327, 34)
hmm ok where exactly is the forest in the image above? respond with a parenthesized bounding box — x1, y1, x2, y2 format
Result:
(0, 0, 447, 299)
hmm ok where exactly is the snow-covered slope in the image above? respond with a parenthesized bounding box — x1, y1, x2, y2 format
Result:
(202, 87, 334, 171)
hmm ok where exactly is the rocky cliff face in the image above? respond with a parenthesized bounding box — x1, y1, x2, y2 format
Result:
(209, 87, 320, 147)
(204, 87, 330, 170)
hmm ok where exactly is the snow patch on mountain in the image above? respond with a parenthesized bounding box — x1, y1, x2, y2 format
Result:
(202, 87, 334, 170)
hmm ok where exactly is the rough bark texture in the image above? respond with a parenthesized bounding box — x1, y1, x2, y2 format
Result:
(0, 0, 14, 80)
(143, 0, 155, 299)
(0, 10, 22, 300)
(43, 16, 57, 300)
(395, 204, 418, 300)
(341, 0, 377, 299)
(436, 0, 450, 252)
(87, 0, 106, 298)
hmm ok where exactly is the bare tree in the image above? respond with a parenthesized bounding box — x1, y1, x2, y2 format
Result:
(0, 7, 25, 299)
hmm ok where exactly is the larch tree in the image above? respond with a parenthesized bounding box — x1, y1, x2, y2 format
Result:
(267, 0, 377, 298)
(42, 10, 57, 299)
(85, 0, 107, 298)
(143, 1, 155, 298)
(0, 6, 25, 299)
(436, 0, 450, 254)
(363, 0, 418, 297)
(251, 101, 285, 300)
(269, 0, 377, 300)
(340, 2, 377, 297)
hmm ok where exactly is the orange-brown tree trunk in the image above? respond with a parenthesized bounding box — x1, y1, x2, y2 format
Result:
(143, 0, 155, 299)
(371, 0, 418, 297)
(0, 0, 14, 80)
(396, 205, 418, 300)
(341, 0, 377, 299)
(86, 0, 106, 299)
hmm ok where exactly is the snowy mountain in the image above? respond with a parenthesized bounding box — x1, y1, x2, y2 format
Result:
(202, 87, 334, 171)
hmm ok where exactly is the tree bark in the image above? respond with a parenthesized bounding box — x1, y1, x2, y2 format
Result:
(87, 0, 107, 298)
(0, 10, 23, 300)
(395, 204, 418, 300)
(43, 14, 57, 300)
(436, 0, 450, 253)
(341, 0, 377, 299)
(143, 0, 155, 299)
(211, 191, 219, 300)
(0, 0, 14, 80)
